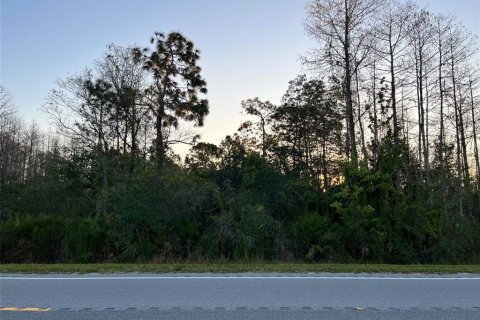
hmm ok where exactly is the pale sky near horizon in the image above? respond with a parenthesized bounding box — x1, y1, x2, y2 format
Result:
(1, 0, 479, 155)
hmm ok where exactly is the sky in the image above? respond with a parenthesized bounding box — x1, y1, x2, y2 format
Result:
(1, 0, 479, 155)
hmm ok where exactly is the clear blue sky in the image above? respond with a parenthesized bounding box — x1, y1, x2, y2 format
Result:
(1, 0, 479, 151)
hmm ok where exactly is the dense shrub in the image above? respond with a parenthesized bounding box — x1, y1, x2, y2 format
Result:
(1, 154, 479, 264)
(291, 213, 338, 262)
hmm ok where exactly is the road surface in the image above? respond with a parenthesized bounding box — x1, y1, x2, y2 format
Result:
(1, 273, 480, 319)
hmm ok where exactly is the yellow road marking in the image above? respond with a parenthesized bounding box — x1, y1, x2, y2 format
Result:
(0, 307, 51, 312)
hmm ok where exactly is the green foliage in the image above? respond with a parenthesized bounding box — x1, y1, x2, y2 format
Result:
(328, 165, 445, 263)
(0, 215, 64, 263)
(65, 218, 106, 263)
(2, 63, 479, 265)
(1, 155, 478, 264)
(0, 215, 35, 263)
(202, 204, 283, 260)
(133, 32, 209, 170)
(291, 213, 337, 262)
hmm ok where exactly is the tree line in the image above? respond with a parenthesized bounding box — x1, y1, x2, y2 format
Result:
(1, 0, 479, 264)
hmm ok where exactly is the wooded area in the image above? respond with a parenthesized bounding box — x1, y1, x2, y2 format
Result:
(1, 0, 479, 264)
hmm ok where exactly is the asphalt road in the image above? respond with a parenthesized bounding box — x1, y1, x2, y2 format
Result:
(1, 273, 480, 319)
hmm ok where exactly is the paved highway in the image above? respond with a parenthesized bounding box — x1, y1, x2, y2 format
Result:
(1, 273, 480, 319)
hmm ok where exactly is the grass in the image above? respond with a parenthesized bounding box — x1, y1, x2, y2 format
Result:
(1, 263, 479, 274)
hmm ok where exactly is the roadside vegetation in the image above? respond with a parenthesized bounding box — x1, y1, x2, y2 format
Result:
(2, 263, 480, 274)
(1, 0, 480, 265)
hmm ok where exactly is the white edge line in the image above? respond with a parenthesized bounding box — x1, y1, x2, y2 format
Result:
(1, 276, 480, 280)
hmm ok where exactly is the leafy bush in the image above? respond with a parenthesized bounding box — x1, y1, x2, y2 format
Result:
(0, 215, 65, 263)
(291, 213, 337, 262)
(64, 218, 106, 262)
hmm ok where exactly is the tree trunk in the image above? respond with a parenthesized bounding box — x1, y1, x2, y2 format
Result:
(415, 49, 423, 181)
(344, 0, 358, 166)
(438, 31, 445, 166)
(355, 69, 368, 169)
(389, 35, 399, 140)
(156, 114, 164, 173)
(425, 74, 430, 181)
(322, 139, 329, 191)
(388, 40, 401, 189)
(372, 60, 379, 166)
(469, 77, 480, 188)
(261, 117, 266, 158)
(458, 85, 470, 182)
(450, 51, 469, 182)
